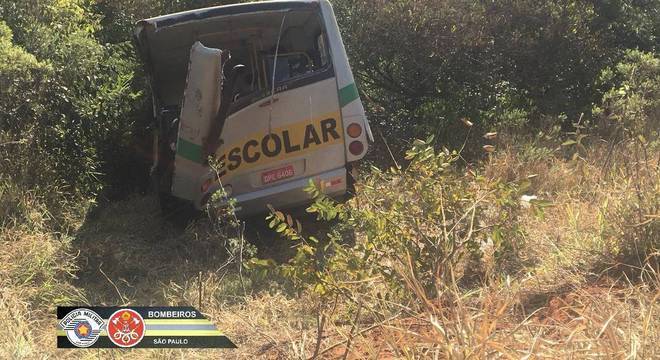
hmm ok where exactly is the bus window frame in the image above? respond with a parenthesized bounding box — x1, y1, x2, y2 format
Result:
(227, 13, 335, 117)
(228, 62, 335, 116)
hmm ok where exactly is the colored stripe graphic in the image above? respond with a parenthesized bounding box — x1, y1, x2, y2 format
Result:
(57, 325, 223, 336)
(57, 307, 236, 349)
(146, 324, 218, 330)
(144, 319, 211, 324)
(177, 137, 204, 164)
(339, 83, 359, 107)
(144, 330, 224, 336)
(57, 330, 226, 336)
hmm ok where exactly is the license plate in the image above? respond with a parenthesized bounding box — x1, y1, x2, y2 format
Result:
(262, 165, 295, 184)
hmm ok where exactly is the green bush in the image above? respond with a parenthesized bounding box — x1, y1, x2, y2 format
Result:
(260, 138, 533, 302)
(0, 0, 144, 200)
(332, 0, 659, 157)
(595, 50, 660, 139)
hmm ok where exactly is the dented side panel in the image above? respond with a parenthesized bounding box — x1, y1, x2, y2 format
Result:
(171, 42, 222, 202)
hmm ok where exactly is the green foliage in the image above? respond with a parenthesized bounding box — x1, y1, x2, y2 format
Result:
(257, 138, 535, 303)
(0, 0, 145, 200)
(560, 115, 590, 160)
(333, 0, 659, 156)
(261, 192, 352, 296)
(595, 50, 660, 139)
(3, 0, 654, 204)
(355, 136, 529, 290)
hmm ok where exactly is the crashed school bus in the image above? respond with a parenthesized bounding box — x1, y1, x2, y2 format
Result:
(134, 0, 373, 216)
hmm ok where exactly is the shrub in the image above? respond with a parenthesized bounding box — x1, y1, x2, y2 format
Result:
(595, 50, 660, 139)
(332, 0, 659, 159)
(0, 0, 145, 199)
(261, 137, 533, 304)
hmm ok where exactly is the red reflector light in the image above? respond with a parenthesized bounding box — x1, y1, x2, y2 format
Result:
(349, 141, 364, 155)
(201, 178, 213, 193)
(346, 123, 362, 138)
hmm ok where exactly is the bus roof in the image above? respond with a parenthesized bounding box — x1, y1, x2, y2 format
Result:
(138, 0, 320, 30)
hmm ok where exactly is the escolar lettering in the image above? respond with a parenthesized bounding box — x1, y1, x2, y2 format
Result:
(215, 118, 340, 177)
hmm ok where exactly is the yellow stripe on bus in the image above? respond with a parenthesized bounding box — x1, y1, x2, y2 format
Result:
(213, 111, 342, 180)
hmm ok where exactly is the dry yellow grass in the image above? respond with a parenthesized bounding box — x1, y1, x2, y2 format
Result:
(1, 138, 657, 359)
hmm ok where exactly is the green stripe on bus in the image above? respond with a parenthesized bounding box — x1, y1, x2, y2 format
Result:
(339, 83, 359, 107)
(177, 138, 203, 163)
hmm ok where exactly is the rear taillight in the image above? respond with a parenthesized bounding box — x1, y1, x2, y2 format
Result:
(347, 123, 362, 138)
(201, 178, 213, 193)
(349, 141, 364, 155)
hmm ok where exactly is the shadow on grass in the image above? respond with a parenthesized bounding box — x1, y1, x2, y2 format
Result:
(71, 194, 290, 306)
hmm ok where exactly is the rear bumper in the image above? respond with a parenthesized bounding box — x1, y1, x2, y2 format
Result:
(202, 167, 347, 216)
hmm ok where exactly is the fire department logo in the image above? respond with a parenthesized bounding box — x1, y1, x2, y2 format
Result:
(107, 309, 146, 347)
(59, 308, 105, 347)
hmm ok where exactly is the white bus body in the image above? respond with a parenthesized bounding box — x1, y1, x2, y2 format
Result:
(135, 0, 372, 215)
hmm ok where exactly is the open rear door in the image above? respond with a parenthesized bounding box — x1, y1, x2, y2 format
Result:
(170, 42, 222, 203)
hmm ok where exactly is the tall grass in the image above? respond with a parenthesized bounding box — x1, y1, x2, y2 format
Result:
(1, 132, 657, 359)
(0, 182, 86, 358)
(239, 130, 658, 358)
(367, 138, 658, 358)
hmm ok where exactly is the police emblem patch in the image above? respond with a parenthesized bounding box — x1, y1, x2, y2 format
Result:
(107, 308, 145, 347)
(59, 308, 105, 348)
